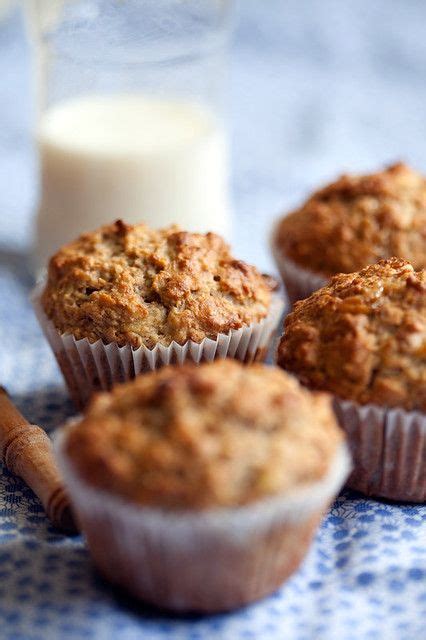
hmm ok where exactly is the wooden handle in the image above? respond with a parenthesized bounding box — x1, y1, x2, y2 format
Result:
(0, 387, 78, 534)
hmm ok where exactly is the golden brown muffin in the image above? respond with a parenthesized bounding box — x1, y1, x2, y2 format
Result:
(42, 220, 276, 348)
(65, 359, 343, 509)
(278, 258, 426, 411)
(274, 163, 426, 277)
(59, 360, 349, 612)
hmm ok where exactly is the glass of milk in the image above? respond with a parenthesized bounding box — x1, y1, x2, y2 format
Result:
(26, 0, 233, 270)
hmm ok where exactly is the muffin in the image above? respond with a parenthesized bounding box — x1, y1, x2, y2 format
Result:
(272, 163, 426, 303)
(33, 220, 283, 409)
(56, 359, 349, 612)
(277, 258, 426, 501)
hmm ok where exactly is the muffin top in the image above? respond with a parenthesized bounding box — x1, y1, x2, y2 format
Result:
(274, 163, 426, 276)
(64, 360, 342, 509)
(278, 258, 426, 411)
(42, 220, 276, 348)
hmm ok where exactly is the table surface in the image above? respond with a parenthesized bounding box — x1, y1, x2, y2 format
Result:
(0, 2, 425, 639)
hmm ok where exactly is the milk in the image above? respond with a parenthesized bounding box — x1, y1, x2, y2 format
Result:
(34, 95, 231, 269)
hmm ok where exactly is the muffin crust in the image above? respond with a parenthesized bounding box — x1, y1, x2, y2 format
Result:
(274, 163, 426, 276)
(278, 258, 426, 411)
(42, 221, 275, 348)
(65, 360, 342, 509)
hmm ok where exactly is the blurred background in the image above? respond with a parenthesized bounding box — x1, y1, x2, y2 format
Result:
(1, 0, 426, 271)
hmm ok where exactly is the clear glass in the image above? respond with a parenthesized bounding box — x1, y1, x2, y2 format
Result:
(26, 0, 232, 270)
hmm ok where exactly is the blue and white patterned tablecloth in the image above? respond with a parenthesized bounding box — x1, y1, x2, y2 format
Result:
(0, 2, 425, 638)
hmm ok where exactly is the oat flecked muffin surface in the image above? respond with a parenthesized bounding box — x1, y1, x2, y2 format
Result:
(42, 220, 276, 348)
(65, 360, 343, 509)
(278, 258, 426, 411)
(274, 163, 426, 276)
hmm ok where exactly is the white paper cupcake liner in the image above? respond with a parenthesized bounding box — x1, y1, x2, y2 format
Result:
(276, 253, 327, 304)
(270, 226, 327, 304)
(32, 281, 285, 409)
(55, 425, 350, 612)
(334, 397, 426, 502)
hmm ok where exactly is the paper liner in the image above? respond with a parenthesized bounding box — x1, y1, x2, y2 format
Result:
(334, 398, 426, 502)
(270, 226, 327, 304)
(31, 282, 285, 410)
(55, 426, 350, 613)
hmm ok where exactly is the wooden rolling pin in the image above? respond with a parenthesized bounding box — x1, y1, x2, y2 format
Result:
(0, 387, 77, 534)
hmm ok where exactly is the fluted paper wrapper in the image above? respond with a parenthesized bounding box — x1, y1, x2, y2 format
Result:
(334, 398, 426, 502)
(32, 282, 284, 410)
(271, 227, 327, 304)
(55, 426, 350, 613)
